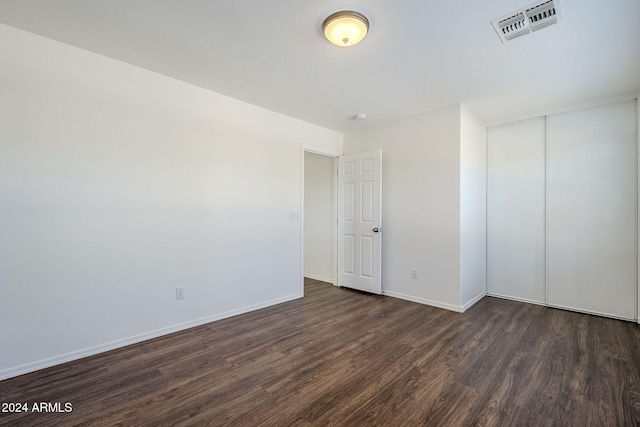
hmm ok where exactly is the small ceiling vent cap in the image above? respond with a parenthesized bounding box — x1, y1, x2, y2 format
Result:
(491, 0, 562, 43)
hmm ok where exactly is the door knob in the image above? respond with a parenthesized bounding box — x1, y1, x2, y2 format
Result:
(373, 227, 381, 233)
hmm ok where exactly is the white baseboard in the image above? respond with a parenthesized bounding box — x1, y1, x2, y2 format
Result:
(486, 292, 546, 306)
(461, 291, 486, 312)
(0, 293, 302, 381)
(381, 290, 464, 313)
(304, 274, 334, 285)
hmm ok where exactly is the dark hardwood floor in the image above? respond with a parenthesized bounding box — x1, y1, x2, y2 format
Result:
(2, 278, 640, 426)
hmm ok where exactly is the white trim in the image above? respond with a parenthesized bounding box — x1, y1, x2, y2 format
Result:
(304, 274, 334, 284)
(544, 114, 549, 305)
(485, 125, 489, 299)
(637, 95, 640, 324)
(486, 93, 639, 127)
(0, 293, 301, 381)
(382, 290, 464, 313)
(461, 291, 486, 312)
(300, 145, 305, 297)
(332, 156, 340, 286)
(304, 144, 341, 157)
(487, 292, 547, 306)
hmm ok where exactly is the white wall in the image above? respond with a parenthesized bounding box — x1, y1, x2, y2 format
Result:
(304, 152, 335, 283)
(460, 104, 487, 309)
(344, 105, 463, 311)
(343, 104, 487, 312)
(0, 24, 342, 380)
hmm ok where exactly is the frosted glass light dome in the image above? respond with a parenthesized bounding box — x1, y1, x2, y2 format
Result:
(322, 11, 369, 47)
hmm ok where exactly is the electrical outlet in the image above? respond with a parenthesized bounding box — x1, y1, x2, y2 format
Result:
(411, 268, 419, 279)
(176, 287, 185, 300)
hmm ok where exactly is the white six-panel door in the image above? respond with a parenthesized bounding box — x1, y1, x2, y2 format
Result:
(338, 150, 382, 294)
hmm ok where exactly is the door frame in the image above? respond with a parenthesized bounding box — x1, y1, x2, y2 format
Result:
(636, 93, 640, 324)
(301, 144, 340, 297)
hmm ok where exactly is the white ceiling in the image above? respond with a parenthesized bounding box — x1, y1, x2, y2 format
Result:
(1, 0, 639, 132)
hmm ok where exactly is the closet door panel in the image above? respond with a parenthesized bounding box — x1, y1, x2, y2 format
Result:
(487, 118, 546, 303)
(547, 100, 637, 319)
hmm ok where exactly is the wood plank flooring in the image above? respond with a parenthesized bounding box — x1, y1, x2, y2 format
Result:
(2, 278, 640, 426)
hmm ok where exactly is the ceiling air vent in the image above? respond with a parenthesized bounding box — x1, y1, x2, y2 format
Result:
(496, 12, 528, 41)
(491, 0, 562, 43)
(526, 0, 559, 31)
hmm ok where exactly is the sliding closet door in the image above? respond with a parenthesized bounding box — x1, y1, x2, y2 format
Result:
(547, 100, 637, 320)
(487, 118, 546, 303)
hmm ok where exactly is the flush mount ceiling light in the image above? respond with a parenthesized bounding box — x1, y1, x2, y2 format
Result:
(322, 11, 369, 47)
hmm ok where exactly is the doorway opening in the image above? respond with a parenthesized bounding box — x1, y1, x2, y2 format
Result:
(302, 150, 337, 295)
